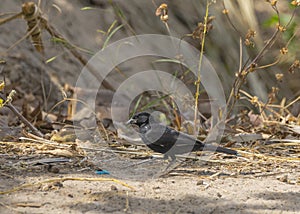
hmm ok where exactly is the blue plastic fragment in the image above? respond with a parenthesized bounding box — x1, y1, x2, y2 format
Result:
(95, 169, 110, 175)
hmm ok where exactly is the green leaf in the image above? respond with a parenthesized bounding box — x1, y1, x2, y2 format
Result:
(81, 7, 95, 11)
(107, 20, 118, 35)
(130, 94, 143, 118)
(263, 15, 279, 27)
(45, 56, 58, 64)
(97, 29, 106, 34)
(102, 24, 124, 49)
(140, 94, 171, 112)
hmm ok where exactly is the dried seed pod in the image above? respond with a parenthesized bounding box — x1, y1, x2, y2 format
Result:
(22, 2, 44, 54)
(275, 73, 284, 82)
(191, 16, 214, 42)
(245, 29, 256, 47)
(288, 59, 300, 74)
(271, 0, 277, 6)
(156, 3, 168, 23)
(222, 9, 229, 15)
(280, 47, 288, 55)
(291, 0, 300, 6)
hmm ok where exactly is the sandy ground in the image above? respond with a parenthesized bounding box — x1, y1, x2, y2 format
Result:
(1, 144, 300, 214)
(1, 168, 300, 214)
(1, 174, 300, 214)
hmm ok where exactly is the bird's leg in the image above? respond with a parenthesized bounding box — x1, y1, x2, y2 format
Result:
(124, 156, 156, 168)
(124, 153, 172, 168)
(164, 155, 178, 171)
(156, 155, 182, 177)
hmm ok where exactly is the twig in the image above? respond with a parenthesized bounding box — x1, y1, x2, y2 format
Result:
(0, 93, 43, 138)
(246, 29, 279, 71)
(0, 177, 134, 195)
(0, 12, 22, 25)
(222, 1, 243, 37)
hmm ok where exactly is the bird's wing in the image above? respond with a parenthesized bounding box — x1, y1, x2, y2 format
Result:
(168, 127, 203, 146)
(143, 123, 172, 145)
(149, 124, 202, 147)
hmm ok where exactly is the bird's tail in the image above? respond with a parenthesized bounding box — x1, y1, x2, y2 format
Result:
(214, 145, 238, 155)
(195, 143, 238, 156)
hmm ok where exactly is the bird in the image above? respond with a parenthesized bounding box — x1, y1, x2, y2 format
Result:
(127, 112, 238, 161)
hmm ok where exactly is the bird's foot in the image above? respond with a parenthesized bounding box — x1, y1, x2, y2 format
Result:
(155, 156, 182, 178)
(155, 162, 180, 178)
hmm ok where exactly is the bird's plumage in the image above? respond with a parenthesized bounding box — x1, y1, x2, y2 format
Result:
(128, 112, 238, 160)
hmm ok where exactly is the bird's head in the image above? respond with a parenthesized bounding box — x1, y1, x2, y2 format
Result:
(127, 112, 151, 127)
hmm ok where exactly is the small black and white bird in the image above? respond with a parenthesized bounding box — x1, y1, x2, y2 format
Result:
(127, 112, 238, 160)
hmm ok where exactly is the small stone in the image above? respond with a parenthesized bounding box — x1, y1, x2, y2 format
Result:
(111, 185, 118, 191)
(48, 165, 60, 173)
(277, 175, 288, 183)
(196, 180, 204, 185)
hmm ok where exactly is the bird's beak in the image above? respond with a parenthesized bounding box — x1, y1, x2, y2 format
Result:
(126, 118, 136, 125)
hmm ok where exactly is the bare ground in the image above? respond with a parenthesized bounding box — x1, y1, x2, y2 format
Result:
(0, 140, 299, 214)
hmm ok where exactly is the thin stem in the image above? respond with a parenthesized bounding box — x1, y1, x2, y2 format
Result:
(222, 1, 243, 38)
(246, 29, 279, 70)
(0, 12, 22, 25)
(194, 0, 210, 133)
